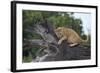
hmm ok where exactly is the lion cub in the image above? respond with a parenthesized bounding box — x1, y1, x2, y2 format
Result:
(55, 27, 88, 47)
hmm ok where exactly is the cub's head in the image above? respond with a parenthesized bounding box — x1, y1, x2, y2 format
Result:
(54, 27, 65, 38)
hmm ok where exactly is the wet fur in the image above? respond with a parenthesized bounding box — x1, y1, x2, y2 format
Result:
(55, 27, 88, 47)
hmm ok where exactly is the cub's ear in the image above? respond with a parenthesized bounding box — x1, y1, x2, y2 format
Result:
(54, 29, 59, 31)
(55, 27, 62, 32)
(57, 28, 62, 31)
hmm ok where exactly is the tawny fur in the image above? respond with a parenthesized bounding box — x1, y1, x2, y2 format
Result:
(55, 27, 88, 47)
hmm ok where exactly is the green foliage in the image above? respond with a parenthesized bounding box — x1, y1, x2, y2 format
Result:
(23, 55, 32, 63)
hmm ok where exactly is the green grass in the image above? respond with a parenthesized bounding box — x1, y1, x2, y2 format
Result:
(23, 55, 32, 63)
